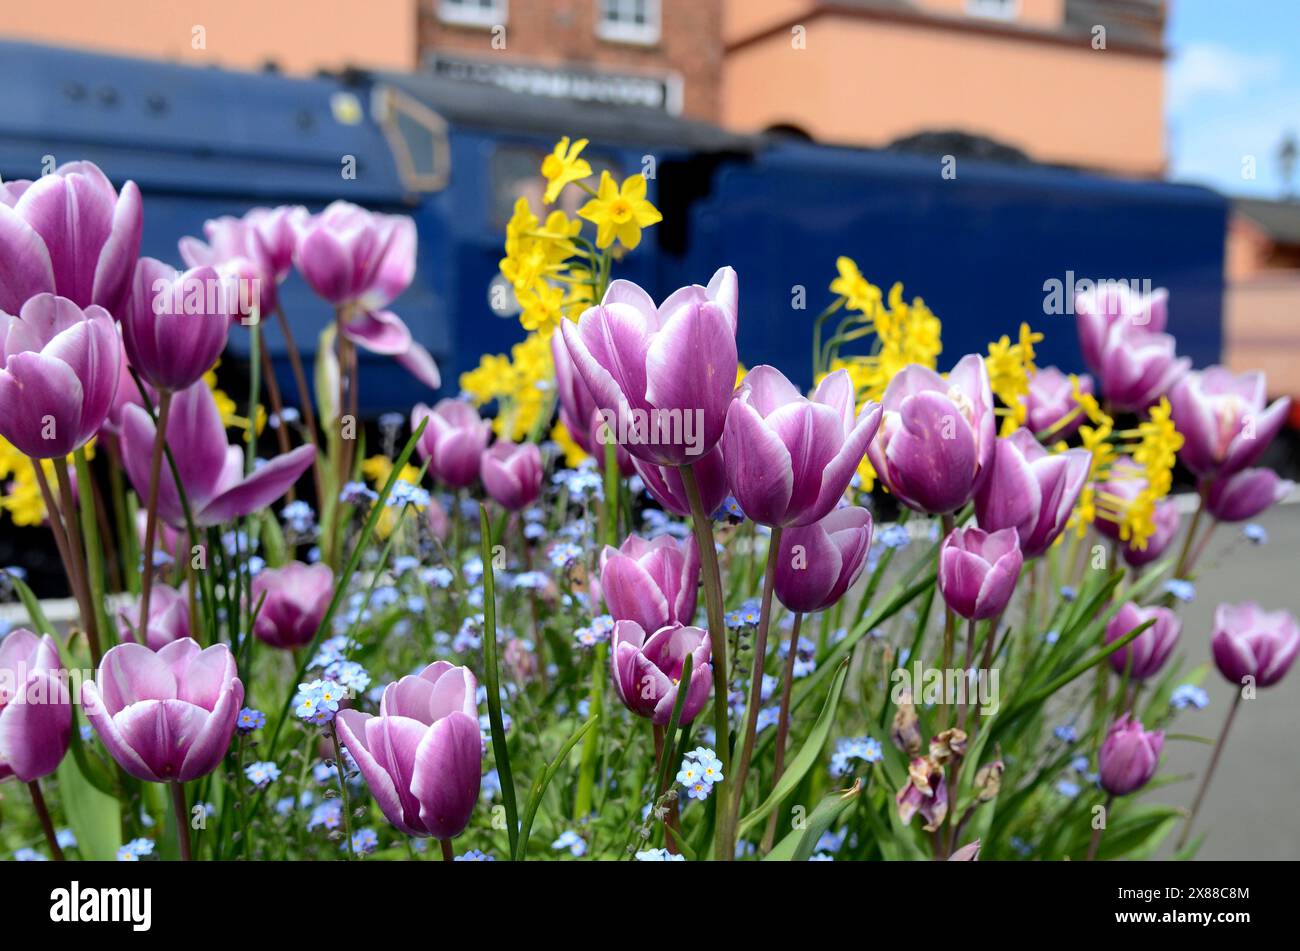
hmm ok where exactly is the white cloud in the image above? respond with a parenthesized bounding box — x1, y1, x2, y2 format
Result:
(1167, 43, 1284, 113)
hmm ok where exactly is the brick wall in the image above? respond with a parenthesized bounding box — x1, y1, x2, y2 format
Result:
(417, 0, 723, 120)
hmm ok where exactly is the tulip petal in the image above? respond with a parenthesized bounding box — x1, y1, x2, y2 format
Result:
(0, 204, 55, 314)
(412, 711, 482, 839)
(199, 444, 316, 525)
(723, 398, 793, 525)
(337, 709, 423, 837)
(80, 685, 161, 782)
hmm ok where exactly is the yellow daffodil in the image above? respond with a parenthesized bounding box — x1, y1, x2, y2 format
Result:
(830, 257, 882, 315)
(552, 419, 589, 468)
(578, 171, 662, 251)
(541, 137, 592, 205)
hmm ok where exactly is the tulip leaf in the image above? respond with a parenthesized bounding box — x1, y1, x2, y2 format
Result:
(57, 747, 123, 860)
(738, 660, 848, 837)
(515, 714, 599, 860)
(763, 779, 861, 861)
(480, 503, 520, 859)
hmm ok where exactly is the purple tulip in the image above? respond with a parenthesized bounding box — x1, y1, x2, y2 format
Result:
(1105, 602, 1180, 680)
(120, 380, 316, 527)
(1212, 602, 1300, 688)
(551, 330, 633, 475)
(0, 294, 120, 458)
(600, 534, 700, 632)
(1170, 367, 1291, 478)
(1021, 366, 1093, 438)
(1122, 498, 1179, 568)
(1098, 714, 1163, 796)
(411, 399, 490, 489)
(938, 526, 1023, 621)
(975, 428, 1090, 558)
(774, 506, 873, 613)
(867, 356, 996, 515)
(611, 621, 712, 725)
(631, 442, 728, 518)
(0, 161, 142, 316)
(560, 268, 738, 466)
(250, 562, 333, 650)
(1092, 322, 1188, 413)
(724, 366, 882, 527)
(121, 258, 233, 392)
(0, 629, 72, 783)
(1075, 283, 1168, 375)
(179, 206, 304, 317)
(335, 662, 481, 839)
(1206, 468, 1294, 522)
(480, 439, 543, 511)
(121, 582, 192, 650)
(81, 640, 243, 783)
(293, 201, 439, 388)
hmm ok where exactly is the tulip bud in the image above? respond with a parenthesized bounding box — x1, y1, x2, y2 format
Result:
(1169, 367, 1291, 478)
(938, 526, 1023, 621)
(610, 621, 711, 725)
(121, 582, 192, 650)
(480, 439, 543, 511)
(122, 258, 233, 392)
(82, 641, 243, 783)
(1105, 602, 1180, 680)
(1206, 468, 1294, 523)
(600, 535, 700, 633)
(411, 399, 491, 488)
(949, 840, 981, 861)
(1098, 714, 1163, 796)
(1021, 366, 1092, 438)
(335, 662, 481, 839)
(774, 506, 873, 613)
(723, 366, 881, 527)
(975, 428, 1090, 558)
(1211, 602, 1300, 689)
(0, 629, 72, 782)
(251, 562, 333, 650)
(1091, 322, 1188, 413)
(1075, 283, 1168, 375)
(867, 356, 996, 515)
(1121, 498, 1179, 568)
(560, 268, 738, 466)
(0, 294, 121, 459)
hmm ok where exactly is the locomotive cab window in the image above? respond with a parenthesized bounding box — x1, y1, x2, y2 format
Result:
(374, 85, 450, 193)
(489, 144, 621, 231)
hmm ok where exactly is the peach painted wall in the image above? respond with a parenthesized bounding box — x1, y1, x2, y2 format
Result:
(723, 11, 1164, 175)
(0, 0, 417, 73)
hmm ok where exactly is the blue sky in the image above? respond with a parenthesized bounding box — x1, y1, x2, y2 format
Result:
(1166, 0, 1300, 197)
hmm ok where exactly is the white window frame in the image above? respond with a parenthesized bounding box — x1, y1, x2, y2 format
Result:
(596, 0, 661, 46)
(966, 0, 1019, 21)
(438, 0, 507, 29)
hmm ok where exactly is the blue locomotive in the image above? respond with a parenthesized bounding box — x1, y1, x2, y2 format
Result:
(0, 39, 1227, 412)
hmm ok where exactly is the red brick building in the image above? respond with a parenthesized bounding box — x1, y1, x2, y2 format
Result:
(416, 0, 724, 120)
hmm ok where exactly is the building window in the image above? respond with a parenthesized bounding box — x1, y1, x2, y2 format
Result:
(966, 0, 1019, 20)
(597, 0, 660, 45)
(438, 0, 507, 29)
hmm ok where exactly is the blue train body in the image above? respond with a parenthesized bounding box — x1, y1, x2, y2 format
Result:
(0, 40, 1226, 413)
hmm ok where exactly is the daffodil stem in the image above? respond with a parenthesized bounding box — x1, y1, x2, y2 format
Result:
(680, 463, 731, 861)
(728, 525, 783, 859)
(139, 389, 173, 642)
